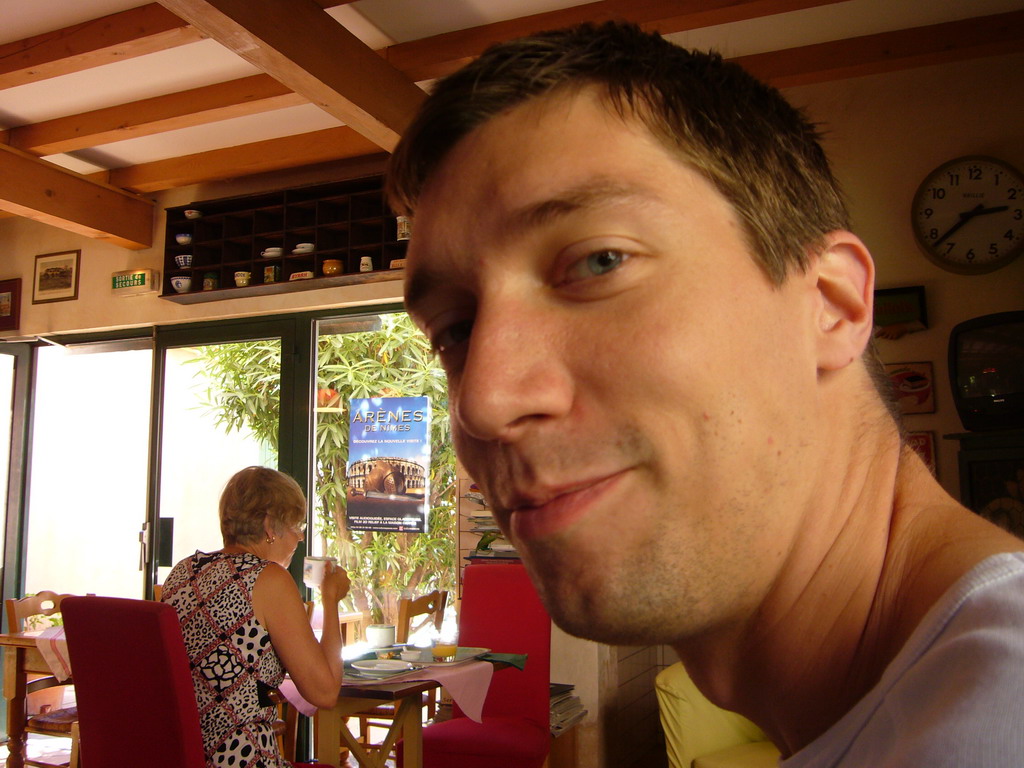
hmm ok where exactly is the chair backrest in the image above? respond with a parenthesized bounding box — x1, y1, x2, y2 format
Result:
(61, 596, 206, 768)
(456, 564, 550, 727)
(6, 590, 73, 633)
(396, 589, 448, 644)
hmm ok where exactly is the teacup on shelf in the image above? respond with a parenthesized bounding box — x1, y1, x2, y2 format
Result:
(175, 233, 192, 245)
(293, 242, 315, 254)
(261, 247, 283, 258)
(174, 254, 193, 268)
(170, 276, 192, 293)
(184, 209, 202, 219)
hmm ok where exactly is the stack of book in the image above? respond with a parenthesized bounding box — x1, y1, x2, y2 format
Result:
(550, 682, 587, 736)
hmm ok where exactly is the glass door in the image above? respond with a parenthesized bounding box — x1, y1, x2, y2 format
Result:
(152, 319, 308, 589)
(310, 311, 456, 642)
(23, 340, 154, 598)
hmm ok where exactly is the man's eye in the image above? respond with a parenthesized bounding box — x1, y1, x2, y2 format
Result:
(564, 249, 629, 282)
(433, 319, 473, 355)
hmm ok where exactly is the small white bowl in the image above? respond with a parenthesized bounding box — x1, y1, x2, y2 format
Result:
(400, 649, 422, 662)
(175, 233, 192, 245)
(293, 242, 315, 253)
(183, 209, 202, 219)
(261, 247, 283, 258)
(170, 276, 192, 293)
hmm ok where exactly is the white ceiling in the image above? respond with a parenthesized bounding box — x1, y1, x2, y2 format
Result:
(2, 0, 1023, 176)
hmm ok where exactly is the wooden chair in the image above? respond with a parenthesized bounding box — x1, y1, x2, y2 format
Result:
(5, 591, 81, 768)
(353, 590, 449, 758)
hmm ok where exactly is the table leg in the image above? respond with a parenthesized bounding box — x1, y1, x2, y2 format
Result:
(315, 704, 344, 768)
(3, 647, 27, 768)
(397, 697, 423, 768)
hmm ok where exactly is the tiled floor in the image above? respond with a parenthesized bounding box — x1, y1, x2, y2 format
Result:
(0, 733, 74, 766)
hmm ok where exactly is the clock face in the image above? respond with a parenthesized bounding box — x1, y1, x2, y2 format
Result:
(911, 156, 1024, 274)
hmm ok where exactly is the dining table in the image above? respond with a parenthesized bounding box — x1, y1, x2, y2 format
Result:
(0, 627, 72, 768)
(283, 653, 509, 768)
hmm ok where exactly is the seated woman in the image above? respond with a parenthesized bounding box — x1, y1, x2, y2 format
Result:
(162, 465, 348, 768)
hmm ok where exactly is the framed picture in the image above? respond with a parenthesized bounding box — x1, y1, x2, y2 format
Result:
(906, 431, 937, 476)
(885, 361, 935, 415)
(874, 286, 927, 340)
(0, 278, 22, 331)
(33, 250, 81, 304)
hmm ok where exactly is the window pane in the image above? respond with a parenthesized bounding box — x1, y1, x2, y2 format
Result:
(157, 342, 280, 585)
(313, 312, 456, 639)
(25, 345, 153, 598)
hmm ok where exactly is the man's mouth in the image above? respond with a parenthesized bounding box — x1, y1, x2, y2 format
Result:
(505, 471, 628, 541)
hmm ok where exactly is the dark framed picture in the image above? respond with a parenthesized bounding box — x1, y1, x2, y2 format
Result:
(874, 285, 927, 340)
(0, 278, 22, 331)
(33, 250, 81, 304)
(885, 362, 935, 415)
(960, 447, 1024, 539)
(906, 431, 937, 476)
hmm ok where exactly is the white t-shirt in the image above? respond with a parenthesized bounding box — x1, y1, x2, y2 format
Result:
(782, 551, 1024, 767)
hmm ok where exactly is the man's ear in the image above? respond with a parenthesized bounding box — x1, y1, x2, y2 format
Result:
(812, 231, 875, 372)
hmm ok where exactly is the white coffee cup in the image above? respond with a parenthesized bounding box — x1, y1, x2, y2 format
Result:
(365, 624, 396, 648)
(302, 556, 337, 588)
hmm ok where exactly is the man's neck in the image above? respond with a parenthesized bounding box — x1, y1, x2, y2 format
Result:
(675, 441, 1019, 757)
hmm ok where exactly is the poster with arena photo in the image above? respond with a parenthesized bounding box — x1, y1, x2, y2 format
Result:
(346, 396, 431, 532)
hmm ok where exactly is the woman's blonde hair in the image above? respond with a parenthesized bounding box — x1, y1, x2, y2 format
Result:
(219, 466, 306, 546)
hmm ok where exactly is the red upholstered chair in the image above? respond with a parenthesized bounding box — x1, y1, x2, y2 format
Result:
(61, 596, 332, 768)
(420, 563, 551, 768)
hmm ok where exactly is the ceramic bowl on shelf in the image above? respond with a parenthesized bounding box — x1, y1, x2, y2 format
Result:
(321, 259, 343, 276)
(293, 242, 315, 254)
(261, 247, 283, 258)
(170, 276, 192, 293)
(174, 254, 192, 268)
(183, 209, 202, 219)
(175, 233, 192, 245)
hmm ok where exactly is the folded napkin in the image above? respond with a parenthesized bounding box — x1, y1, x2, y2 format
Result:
(479, 652, 527, 670)
(35, 626, 72, 683)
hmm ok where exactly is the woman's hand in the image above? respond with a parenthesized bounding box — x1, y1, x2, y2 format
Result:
(320, 561, 350, 604)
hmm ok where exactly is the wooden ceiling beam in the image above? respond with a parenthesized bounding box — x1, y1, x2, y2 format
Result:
(735, 10, 1024, 88)
(380, 0, 847, 82)
(157, 0, 424, 151)
(8, 74, 307, 156)
(0, 3, 204, 90)
(106, 125, 380, 193)
(0, 144, 153, 249)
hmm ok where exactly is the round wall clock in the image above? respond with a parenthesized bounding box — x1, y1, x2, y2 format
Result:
(910, 155, 1024, 274)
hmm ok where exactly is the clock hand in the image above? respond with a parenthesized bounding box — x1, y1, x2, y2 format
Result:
(933, 204, 983, 246)
(974, 205, 1009, 216)
(934, 203, 1011, 247)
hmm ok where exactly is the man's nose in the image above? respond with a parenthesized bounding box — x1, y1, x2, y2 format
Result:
(452, 303, 573, 443)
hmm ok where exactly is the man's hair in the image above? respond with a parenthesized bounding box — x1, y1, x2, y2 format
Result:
(387, 21, 850, 285)
(219, 466, 306, 546)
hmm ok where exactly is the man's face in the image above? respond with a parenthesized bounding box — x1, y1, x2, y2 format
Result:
(405, 90, 826, 644)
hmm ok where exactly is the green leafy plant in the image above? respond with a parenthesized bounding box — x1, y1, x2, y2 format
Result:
(191, 313, 456, 628)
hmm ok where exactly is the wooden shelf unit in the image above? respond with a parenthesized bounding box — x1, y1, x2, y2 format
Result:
(162, 174, 408, 301)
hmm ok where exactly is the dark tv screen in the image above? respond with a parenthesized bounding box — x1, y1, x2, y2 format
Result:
(950, 312, 1024, 431)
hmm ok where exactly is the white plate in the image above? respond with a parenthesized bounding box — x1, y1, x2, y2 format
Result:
(350, 659, 416, 678)
(412, 646, 491, 666)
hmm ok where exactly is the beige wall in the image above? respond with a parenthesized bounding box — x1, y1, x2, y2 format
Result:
(787, 51, 1024, 499)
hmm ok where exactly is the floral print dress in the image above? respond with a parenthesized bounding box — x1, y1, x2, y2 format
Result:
(163, 551, 289, 768)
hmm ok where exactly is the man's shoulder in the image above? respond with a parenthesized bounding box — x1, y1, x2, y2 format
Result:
(784, 552, 1024, 768)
